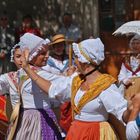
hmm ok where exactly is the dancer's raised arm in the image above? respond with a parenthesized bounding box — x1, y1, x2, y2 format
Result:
(21, 48, 51, 94)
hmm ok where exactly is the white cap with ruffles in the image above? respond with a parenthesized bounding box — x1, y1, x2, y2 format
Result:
(72, 38, 105, 65)
(19, 33, 50, 61)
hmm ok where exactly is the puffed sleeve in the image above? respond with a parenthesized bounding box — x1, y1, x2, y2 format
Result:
(48, 76, 72, 102)
(0, 74, 9, 95)
(37, 70, 76, 102)
(48, 72, 78, 102)
(99, 84, 127, 123)
(126, 121, 140, 140)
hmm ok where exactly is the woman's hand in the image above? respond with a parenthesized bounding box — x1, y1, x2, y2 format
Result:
(21, 48, 30, 70)
(66, 66, 76, 76)
(123, 78, 133, 86)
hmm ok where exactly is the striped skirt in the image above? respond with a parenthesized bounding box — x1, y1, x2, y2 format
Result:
(13, 107, 63, 140)
(65, 120, 119, 140)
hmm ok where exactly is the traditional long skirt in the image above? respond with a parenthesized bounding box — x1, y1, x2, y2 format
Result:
(65, 120, 118, 140)
(13, 107, 62, 140)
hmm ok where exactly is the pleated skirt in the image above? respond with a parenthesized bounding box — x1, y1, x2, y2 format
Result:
(12, 107, 63, 140)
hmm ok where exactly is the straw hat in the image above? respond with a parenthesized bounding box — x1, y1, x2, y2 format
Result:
(49, 34, 73, 46)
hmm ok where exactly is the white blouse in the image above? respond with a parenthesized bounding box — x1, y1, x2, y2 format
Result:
(42, 56, 70, 107)
(118, 59, 140, 83)
(0, 69, 66, 109)
(49, 76, 127, 122)
(20, 69, 66, 109)
(0, 72, 19, 108)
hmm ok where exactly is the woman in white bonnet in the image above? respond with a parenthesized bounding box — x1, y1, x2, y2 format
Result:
(0, 43, 22, 108)
(118, 34, 140, 99)
(21, 38, 132, 139)
(0, 43, 22, 136)
(8, 33, 63, 140)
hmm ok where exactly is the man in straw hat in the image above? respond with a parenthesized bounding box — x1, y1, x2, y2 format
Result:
(43, 34, 73, 74)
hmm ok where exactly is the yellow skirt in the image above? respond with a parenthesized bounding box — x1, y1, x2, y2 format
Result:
(65, 120, 119, 140)
(100, 122, 118, 140)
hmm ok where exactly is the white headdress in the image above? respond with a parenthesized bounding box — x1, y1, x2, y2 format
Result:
(72, 38, 105, 65)
(19, 33, 50, 61)
(10, 44, 20, 62)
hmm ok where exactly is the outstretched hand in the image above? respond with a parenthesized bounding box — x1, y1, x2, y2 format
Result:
(21, 48, 30, 69)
